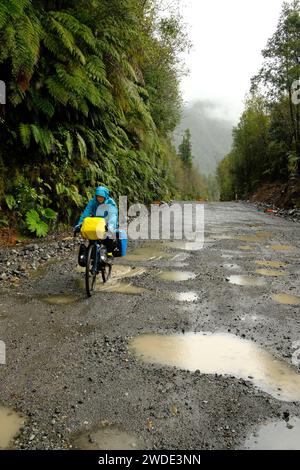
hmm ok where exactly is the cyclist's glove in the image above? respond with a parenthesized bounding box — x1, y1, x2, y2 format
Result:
(73, 224, 81, 235)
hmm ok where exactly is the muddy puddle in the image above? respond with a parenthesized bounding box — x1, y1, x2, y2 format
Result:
(130, 332, 300, 401)
(234, 232, 273, 242)
(240, 314, 260, 322)
(76, 264, 148, 295)
(223, 263, 241, 270)
(244, 417, 300, 450)
(271, 245, 296, 252)
(41, 294, 79, 305)
(119, 244, 170, 262)
(272, 293, 300, 305)
(255, 269, 286, 277)
(75, 265, 146, 280)
(255, 260, 286, 268)
(0, 406, 25, 449)
(172, 292, 199, 302)
(170, 253, 191, 263)
(171, 252, 191, 268)
(206, 234, 234, 241)
(76, 278, 148, 295)
(73, 425, 141, 450)
(227, 275, 267, 287)
(205, 230, 271, 243)
(29, 259, 61, 279)
(166, 241, 204, 251)
(158, 271, 197, 282)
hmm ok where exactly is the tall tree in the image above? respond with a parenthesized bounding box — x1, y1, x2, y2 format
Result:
(178, 129, 193, 168)
(252, 0, 300, 175)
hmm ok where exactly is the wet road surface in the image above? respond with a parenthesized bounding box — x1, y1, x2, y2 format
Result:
(0, 202, 300, 450)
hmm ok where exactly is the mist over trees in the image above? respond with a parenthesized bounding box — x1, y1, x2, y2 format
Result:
(174, 100, 233, 176)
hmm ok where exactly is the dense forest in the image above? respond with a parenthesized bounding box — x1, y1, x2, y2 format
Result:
(0, 0, 207, 237)
(217, 0, 300, 205)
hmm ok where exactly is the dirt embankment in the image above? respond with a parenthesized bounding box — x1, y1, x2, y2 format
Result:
(250, 179, 300, 209)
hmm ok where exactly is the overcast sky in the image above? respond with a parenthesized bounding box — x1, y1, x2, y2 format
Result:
(180, 0, 284, 122)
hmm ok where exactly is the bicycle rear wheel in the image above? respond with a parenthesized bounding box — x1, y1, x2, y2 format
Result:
(86, 244, 97, 297)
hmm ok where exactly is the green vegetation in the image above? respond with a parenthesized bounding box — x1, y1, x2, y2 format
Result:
(178, 129, 193, 169)
(218, 0, 300, 201)
(0, 0, 207, 236)
(176, 128, 211, 200)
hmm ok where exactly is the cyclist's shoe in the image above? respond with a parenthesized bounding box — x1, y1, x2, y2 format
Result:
(100, 247, 108, 263)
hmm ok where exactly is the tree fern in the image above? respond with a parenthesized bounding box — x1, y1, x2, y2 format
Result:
(0, 0, 192, 234)
(19, 123, 31, 148)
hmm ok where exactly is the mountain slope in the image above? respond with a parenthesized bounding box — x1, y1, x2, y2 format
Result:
(174, 100, 234, 175)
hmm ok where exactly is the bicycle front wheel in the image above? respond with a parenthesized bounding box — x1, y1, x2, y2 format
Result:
(86, 244, 97, 297)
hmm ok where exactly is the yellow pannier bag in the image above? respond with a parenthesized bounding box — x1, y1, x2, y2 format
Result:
(80, 217, 106, 240)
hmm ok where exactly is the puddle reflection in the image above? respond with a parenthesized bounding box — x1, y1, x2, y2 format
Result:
(0, 406, 25, 449)
(130, 332, 300, 401)
(244, 418, 300, 450)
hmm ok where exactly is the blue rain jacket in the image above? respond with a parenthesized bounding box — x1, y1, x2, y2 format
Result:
(77, 186, 118, 232)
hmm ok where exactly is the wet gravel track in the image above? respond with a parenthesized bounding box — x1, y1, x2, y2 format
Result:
(0, 202, 300, 450)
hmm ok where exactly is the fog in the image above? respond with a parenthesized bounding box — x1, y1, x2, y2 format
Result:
(180, 0, 284, 122)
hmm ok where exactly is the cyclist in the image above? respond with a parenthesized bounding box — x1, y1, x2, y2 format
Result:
(74, 186, 118, 265)
(74, 186, 118, 234)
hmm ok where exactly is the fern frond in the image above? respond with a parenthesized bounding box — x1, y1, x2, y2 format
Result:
(48, 15, 86, 65)
(76, 132, 87, 158)
(19, 123, 31, 147)
(46, 76, 69, 105)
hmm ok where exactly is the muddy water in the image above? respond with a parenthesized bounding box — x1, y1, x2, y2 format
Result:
(120, 244, 170, 262)
(74, 425, 141, 450)
(272, 293, 300, 305)
(227, 275, 267, 287)
(76, 263, 147, 295)
(0, 406, 25, 449)
(173, 292, 199, 302)
(76, 278, 148, 295)
(207, 235, 234, 241)
(130, 332, 300, 401)
(271, 245, 296, 251)
(234, 232, 273, 242)
(244, 418, 300, 450)
(166, 241, 204, 251)
(158, 271, 197, 282)
(235, 236, 261, 243)
(41, 294, 79, 305)
(223, 264, 241, 270)
(29, 259, 61, 279)
(255, 260, 286, 268)
(76, 265, 146, 279)
(171, 253, 191, 263)
(255, 269, 286, 277)
(108, 265, 146, 279)
(255, 231, 273, 238)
